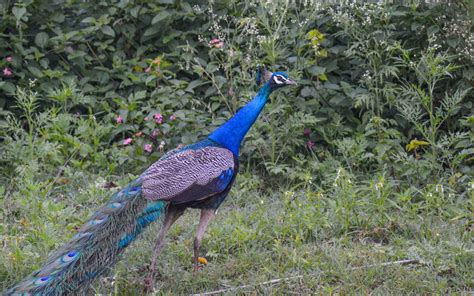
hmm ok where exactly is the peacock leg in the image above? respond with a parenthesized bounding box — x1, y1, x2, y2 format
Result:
(193, 208, 216, 273)
(145, 205, 185, 290)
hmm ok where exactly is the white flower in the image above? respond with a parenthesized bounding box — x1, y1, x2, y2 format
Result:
(192, 5, 202, 13)
(435, 184, 444, 193)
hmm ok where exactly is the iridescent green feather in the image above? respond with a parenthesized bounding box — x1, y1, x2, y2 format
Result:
(6, 178, 166, 296)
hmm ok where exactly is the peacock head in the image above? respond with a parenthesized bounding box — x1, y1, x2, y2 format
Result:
(256, 65, 297, 91)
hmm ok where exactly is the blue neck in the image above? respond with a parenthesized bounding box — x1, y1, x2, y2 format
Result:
(208, 83, 272, 156)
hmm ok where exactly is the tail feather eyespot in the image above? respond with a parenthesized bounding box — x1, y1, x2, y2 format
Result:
(109, 202, 123, 209)
(80, 216, 107, 231)
(33, 276, 52, 286)
(128, 186, 140, 194)
(72, 232, 91, 240)
(60, 251, 79, 263)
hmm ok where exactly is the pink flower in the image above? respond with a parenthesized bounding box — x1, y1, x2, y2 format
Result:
(209, 38, 224, 49)
(5, 56, 12, 62)
(144, 116, 149, 121)
(145, 67, 151, 73)
(3, 67, 12, 76)
(307, 140, 315, 149)
(123, 138, 132, 145)
(144, 143, 153, 153)
(116, 115, 123, 124)
(152, 57, 161, 66)
(153, 113, 163, 124)
(303, 128, 311, 137)
(169, 114, 177, 121)
(150, 129, 160, 139)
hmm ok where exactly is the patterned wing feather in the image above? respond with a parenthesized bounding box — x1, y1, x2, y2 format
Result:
(142, 146, 234, 203)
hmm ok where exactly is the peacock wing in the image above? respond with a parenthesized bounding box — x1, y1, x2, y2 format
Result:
(141, 146, 235, 203)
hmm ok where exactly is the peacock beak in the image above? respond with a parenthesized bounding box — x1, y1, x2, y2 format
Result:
(286, 79, 297, 86)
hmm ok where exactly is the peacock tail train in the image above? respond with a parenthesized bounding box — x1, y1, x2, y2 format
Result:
(6, 177, 166, 296)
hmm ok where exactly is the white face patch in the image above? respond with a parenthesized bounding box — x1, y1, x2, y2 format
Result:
(273, 75, 287, 85)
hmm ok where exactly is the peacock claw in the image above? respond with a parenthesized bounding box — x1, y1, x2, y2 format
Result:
(146, 267, 162, 278)
(193, 264, 203, 276)
(193, 257, 208, 275)
(144, 277, 154, 293)
(144, 270, 162, 292)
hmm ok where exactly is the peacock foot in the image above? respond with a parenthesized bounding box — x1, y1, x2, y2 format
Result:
(193, 256, 208, 275)
(193, 264, 203, 276)
(144, 277, 155, 293)
(144, 269, 162, 293)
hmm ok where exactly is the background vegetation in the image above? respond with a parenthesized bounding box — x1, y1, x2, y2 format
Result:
(1, 0, 472, 294)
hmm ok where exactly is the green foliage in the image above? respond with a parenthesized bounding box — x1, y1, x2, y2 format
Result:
(0, 0, 472, 293)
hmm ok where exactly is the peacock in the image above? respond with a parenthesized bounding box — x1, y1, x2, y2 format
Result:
(5, 66, 296, 295)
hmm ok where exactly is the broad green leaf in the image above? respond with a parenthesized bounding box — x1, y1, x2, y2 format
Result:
(51, 13, 65, 23)
(130, 6, 141, 18)
(35, 32, 49, 48)
(12, 6, 26, 20)
(300, 87, 314, 97)
(406, 139, 430, 152)
(81, 17, 96, 23)
(308, 66, 326, 76)
(27, 66, 44, 78)
(151, 11, 171, 24)
(318, 73, 328, 81)
(0, 81, 16, 94)
(185, 80, 207, 93)
(101, 26, 115, 37)
(134, 90, 147, 100)
(143, 25, 161, 37)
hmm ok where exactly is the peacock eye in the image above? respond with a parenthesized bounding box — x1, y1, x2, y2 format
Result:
(73, 232, 91, 239)
(273, 75, 289, 85)
(60, 251, 79, 263)
(33, 276, 51, 285)
(86, 216, 107, 226)
(110, 202, 123, 209)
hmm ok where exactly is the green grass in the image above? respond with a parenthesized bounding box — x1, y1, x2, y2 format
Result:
(116, 188, 471, 295)
(4, 170, 470, 295)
